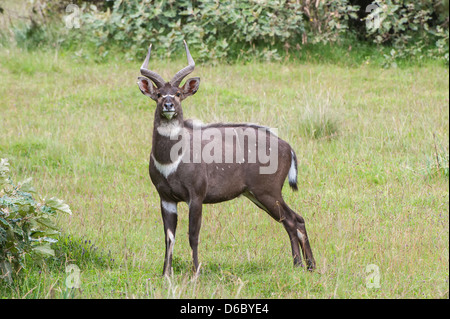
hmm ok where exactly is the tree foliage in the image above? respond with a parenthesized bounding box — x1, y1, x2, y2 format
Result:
(78, 0, 449, 63)
(2, 0, 449, 63)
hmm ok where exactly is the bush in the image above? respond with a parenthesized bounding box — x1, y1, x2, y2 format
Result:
(72, 0, 450, 64)
(365, 0, 449, 65)
(1, 0, 448, 65)
(0, 159, 72, 284)
(79, 0, 310, 62)
(301, 0, 359, 44)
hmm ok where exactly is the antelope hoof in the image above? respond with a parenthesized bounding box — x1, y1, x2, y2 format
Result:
(307, 260, 316, 272)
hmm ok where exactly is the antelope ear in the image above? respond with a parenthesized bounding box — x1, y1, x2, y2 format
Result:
(181, 77, 200, 100)
(137, 77, 158, 101)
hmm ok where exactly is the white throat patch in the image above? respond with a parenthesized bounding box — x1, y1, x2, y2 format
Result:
(157, 120, 182, 138)
(151, 149, 184, 178)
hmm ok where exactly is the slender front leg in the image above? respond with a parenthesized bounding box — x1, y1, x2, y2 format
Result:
(188, 199, 203, 274)
(161, 199, 178, 276)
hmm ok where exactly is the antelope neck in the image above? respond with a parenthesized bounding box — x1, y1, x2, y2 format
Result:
(152, 117, 184, 166)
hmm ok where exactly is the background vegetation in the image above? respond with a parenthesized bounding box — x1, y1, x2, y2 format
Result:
(0, 158, 72, 284)
(0, 0, 448, 65)
(0, 0, 448, 299)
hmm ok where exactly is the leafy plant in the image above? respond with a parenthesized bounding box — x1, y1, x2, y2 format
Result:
(0, 158, 72, 284)
(365, 0, 449, 64)
(1, 0, 448, 65)
(301, 0, 359, 44)
(77, 0, 309, 62)
(76, 0, 449, 64)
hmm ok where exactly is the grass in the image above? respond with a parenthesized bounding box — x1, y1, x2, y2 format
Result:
(0, 47, 448, 299)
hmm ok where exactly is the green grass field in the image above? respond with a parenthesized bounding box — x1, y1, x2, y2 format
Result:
(0, 48, 448, 298)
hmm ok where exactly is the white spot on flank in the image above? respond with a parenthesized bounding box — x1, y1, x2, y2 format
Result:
(162, 200, 177, 214)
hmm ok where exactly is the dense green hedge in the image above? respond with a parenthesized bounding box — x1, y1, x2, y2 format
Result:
(1, 0, 448, 64)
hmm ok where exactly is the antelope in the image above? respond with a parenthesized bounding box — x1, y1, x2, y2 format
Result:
(137, 41, 315, 276)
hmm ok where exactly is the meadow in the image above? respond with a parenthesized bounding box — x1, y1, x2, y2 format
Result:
(0, 47, 448, 299)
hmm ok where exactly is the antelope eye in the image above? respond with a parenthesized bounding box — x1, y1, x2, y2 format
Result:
(176, 92, 181, 97)
(157, 93, 162, 98)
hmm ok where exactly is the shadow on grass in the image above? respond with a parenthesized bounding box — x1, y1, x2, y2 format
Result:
(51, 234, 114, 270)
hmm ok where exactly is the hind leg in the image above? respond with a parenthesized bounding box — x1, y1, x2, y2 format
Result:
(282, 215, 304, 267)
(244, 191, 308, 269)
(283, 203, 316, 270)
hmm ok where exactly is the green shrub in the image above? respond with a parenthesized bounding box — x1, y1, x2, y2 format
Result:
(1, 0, 448, 65)
(79, 0, 309, 62)
(70, 0, 450, 64)
(301, 0, 359, 44)
(0, 159, 72, 284)
(365, 0, 449, 65)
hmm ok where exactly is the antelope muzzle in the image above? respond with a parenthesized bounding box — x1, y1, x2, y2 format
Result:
(162, 98, 177, 120)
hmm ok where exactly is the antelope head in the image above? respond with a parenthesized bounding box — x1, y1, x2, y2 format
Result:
(137, 41, 200, 121)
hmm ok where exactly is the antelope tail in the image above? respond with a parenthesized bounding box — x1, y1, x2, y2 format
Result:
(288, 149, 298, 191)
